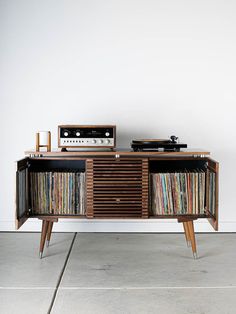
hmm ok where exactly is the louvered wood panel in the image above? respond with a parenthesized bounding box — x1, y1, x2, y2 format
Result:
(86, 159, 94, 218)
(86, 158, 149, 218)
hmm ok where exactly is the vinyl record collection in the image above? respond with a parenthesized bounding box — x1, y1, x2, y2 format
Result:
(151, 170, 215, 215)
(30, 171, 85, 215)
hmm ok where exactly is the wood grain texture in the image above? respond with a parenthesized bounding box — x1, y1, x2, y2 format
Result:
(15, 158, 29, 229)
(86, 159, 94, 218)
(187, 220, 197, 255)
(183, 222, 190, 244)
(206, 158, 219, 231)
(46, 221, 53, 243)
(25, 148, 210, 157)
(39, 220, 49, 255)
(86, 158, 149, 218)
(16, 154, 218, 235)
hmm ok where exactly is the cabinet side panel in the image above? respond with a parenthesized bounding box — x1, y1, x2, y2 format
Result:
(15, 158, 29, 229)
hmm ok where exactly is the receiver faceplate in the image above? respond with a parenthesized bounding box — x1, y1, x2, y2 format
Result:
(58, 125, 116, 148)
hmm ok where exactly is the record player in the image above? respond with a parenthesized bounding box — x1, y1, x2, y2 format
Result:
(131, 136, 187, 152)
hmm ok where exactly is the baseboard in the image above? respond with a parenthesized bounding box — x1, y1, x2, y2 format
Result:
(0, 219, 236, 232)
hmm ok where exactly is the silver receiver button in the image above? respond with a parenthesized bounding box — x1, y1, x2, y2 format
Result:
(64, 131, 69, 137)
(92, 140, 96, 144)
(98, 140, 103, 144)
(105, 132, 110, 137)
(76, 132, 80, 137)
(104, 139, 110, 144)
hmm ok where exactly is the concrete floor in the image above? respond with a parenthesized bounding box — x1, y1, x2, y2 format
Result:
(0, 233, 236, 314)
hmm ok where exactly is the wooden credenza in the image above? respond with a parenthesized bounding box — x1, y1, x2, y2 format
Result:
(16, 149, 219, 259)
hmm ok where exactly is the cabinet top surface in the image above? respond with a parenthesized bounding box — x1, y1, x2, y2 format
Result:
(25, 148, 210, 158)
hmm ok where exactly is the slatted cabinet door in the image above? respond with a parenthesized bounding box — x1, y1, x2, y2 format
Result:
(206, 157, 219, 231)
(15, 158, 30, 229)
(86, 158, 149, 218)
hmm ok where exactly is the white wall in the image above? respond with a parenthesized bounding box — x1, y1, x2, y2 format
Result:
(1, 0, 236, 232)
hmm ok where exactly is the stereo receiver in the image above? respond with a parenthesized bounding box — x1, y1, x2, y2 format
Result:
(58, 125, 116, 150)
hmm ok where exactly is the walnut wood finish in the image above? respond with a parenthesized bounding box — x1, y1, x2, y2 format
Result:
(206, 158, 219, 231)
(187, 221, 197, 258)
(16, 152, 218, 259)
(36, 132, 51, 152)
(39, 218, 58, 257)
(181, 219, 197, 257)
(25, 148, 210, 157)
(15, 158, 29, 229)
(36, 133, 39, 151)
(86, 159, 94, 218)
(86, 158, 149, 218)
(183, 222, 191, 246)
(16, 155, 218, 225)
(141, 159, 149, 218)
(183, 220, 197, 258)
(39, 220, 49, 258)
(46, 221, 53, 246)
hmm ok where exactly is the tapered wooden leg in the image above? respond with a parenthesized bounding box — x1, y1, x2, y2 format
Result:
(46, 222, 53, 247)
(39, 220, 49, 259)
(183, 222, 191, 247)
(187, 221, 197, 259)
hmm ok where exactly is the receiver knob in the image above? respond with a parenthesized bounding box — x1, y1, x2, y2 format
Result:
(98, 139, 103, 144)
(105, 132, 110, 137)
(64, 131, 69, 137)
(104, 139, 110, 144)
(92, 140, 96, 144)
(76, 131, 80, 137)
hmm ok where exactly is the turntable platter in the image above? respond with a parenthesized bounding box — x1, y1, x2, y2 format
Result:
(131, 136, 187, 152)
(132, 139, 171, 144)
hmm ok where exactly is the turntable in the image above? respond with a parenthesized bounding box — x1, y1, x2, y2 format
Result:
(131, 136, 187, 152)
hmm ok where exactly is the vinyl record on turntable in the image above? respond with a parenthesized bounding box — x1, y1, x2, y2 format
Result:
(132, 139, 172, 144)
(131, 136, 187, 152)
